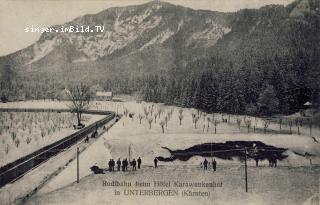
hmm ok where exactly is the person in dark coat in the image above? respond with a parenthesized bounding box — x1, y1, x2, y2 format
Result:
(154, 157, 158, 168)
(117, 158, 121, 171)
(137, 157, 142, 169)
(132, 159, 137, 171)
(108, 159, 112, 172)
(203, 159, 208, 170)
(124, 159, 128, 171)
(122, 159, 126, 172)
(212, 159, 217, 172)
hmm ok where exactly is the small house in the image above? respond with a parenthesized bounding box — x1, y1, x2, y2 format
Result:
(96, 91, 113, 101)
(303, 101, 312, 108)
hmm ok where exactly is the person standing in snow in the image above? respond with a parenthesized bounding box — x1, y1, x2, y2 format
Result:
(154, 157, 158, 168)
(137, 157, 142, 169)
(124, 159, 128, 171)
(204, 159, 208, 170)
(212, 159, 217, 171)
(117, 158, 121, 171)
(108, 159, 112, 172)
(132, 159, 137, 171)
(122, 158, 126, 171)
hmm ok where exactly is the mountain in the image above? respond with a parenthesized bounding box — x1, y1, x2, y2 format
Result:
(0, 0, 319, 113)
(1, 1, 231, 74)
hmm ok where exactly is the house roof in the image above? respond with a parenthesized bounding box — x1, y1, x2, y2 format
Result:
(96, 91, 112, 97)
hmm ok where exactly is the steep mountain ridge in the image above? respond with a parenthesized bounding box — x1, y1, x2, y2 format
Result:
(3, 1, 231, 69)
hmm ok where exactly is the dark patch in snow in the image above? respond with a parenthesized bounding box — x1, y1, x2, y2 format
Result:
(158, 141, 288, 162)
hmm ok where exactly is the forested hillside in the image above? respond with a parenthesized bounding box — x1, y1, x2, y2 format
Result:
(0, 0, 319, 116)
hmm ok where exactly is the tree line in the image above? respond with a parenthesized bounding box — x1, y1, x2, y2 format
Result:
(1, 49, 319, 118)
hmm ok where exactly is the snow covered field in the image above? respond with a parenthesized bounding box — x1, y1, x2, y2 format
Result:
(0, 111, 104, 167)
(0, 100, 319, 205)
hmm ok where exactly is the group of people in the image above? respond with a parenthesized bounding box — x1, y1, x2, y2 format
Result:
(202, 158, 217, 171)
(108, 157, 142, 172)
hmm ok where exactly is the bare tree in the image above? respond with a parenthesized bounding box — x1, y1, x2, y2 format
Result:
(123, 108, 129, 117)
(263, 120, 270, 134)
(244, 119, 252, 133)
(192, 113, 196, 123)
(67, 83, 91, 126)
(138, 114, 144, 124)
(154, 113, 158, 123)
(178, 114, 184, 126)
(150, 104, 154, 116)
(164, 116, 169, 127)
(160, 121, 165, 133)
(206, 117, 211, 132)
(194, 116, 199, 129)
(148, 118, 153, 129)
(213, 120, 219, 134)
(157, 108, 163, 118)
(295, 118, 302, 135)
(236, 118, 242, 130)
(144, 107, 149, 118)
(308, 118, 312, 137)
(202, 113, 207, 122)
(279, 118, 282, 131)
(288, 120, 293, 134)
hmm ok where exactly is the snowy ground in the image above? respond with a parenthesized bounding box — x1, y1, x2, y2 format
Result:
(25, 165, 320, 205)
(0, 112, 104, 167)
(0, 116, 117, 205)
(0, 100, 319, 205)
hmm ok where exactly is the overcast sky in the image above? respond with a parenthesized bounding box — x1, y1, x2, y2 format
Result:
(0, 0, 294, 56)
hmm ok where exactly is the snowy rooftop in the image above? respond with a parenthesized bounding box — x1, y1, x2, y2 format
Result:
(96, 91, 112, 97)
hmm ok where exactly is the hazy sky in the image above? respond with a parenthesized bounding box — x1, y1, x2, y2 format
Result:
(0, 0, 294, 56)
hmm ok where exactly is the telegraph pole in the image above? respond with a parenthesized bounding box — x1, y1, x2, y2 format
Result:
(77, 147, 79, 183)
(128, 145, 131, 163)
(244, 148, 248, 192)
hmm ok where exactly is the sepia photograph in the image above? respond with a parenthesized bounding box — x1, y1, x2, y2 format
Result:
(0, 0, 319, 204)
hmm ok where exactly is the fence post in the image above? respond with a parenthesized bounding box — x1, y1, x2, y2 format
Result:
(245, 148, 248, 193)
(77, 147, 79, 183)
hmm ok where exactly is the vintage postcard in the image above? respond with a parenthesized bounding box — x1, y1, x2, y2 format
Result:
(0, 0, 319, 204)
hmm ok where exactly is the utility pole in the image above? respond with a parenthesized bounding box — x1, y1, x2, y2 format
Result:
(128, 145, 131, 163)
(244, 148, 248, 192)
(77, 147, 79, 183)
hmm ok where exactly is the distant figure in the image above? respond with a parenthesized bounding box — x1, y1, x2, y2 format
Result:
(203, 159, 208, 170)
(154, 157, 158, 168)
(269, 157, 277, 168)
(122, 159, 126, 172)
(137, 157, 142, 169)
(212, 159, 216, 171)
(124, 159, 128, 171)
(132, 159, 137, 171)
(117, 158, 121, 171)
(108, 159, 112, 172)
(111, 159, 115, 171)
